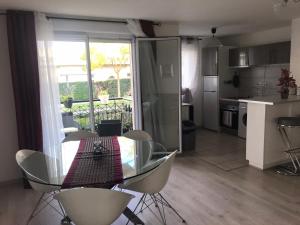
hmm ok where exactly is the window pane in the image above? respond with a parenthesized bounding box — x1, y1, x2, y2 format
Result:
(53, 41, 91, 130)
(89, 41, 133, 132)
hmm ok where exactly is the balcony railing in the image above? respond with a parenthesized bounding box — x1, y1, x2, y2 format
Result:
(61, 97, 133, 133)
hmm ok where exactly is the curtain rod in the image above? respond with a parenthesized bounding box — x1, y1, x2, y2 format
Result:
(46, 16, 161, 26)
(46, 16, 128, 24)
(0, 12, 160, 26)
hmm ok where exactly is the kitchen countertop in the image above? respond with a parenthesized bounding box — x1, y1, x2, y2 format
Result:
(219, 98, 240, 102)
(239, 95, 300, 105)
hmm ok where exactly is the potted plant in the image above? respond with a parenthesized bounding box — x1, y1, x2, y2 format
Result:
(61, 96, 73, 108)
(277, 69, 297, 99)
(98, 89, 109, 103)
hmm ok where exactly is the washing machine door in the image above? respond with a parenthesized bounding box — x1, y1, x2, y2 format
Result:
(238, 103, 247, 138)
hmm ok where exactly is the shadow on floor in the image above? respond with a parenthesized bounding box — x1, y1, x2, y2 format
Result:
(181, 128, 249, 171)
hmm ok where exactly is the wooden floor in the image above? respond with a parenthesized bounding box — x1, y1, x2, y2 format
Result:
(1, 129, 300, 225)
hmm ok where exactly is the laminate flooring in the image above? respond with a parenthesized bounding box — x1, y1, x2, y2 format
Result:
(1, 129, 300, 225)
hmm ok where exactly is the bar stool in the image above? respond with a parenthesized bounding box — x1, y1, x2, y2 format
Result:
(277, 117, 300, 175)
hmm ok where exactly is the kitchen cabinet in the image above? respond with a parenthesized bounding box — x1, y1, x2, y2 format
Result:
(229, 41, 290, 67)
(229, 48, 249, 68)
(269, 42, 290, 65)
(249, 45, 269, 66)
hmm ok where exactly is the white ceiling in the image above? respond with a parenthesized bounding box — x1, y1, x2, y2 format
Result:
(1, 0, 300, 36)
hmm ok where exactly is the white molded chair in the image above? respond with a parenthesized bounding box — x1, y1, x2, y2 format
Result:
(123, 130, 152, 141)
(16, 149, 65, 225)
(54, 188, 134, 225)
(123, 130, 168, 170)
(123, 130, 167, 154)
(119, 150, 185, 225)
(63, 130, 98, 142)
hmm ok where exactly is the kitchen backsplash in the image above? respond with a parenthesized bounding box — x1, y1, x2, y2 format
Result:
(237, 64, 290, 97)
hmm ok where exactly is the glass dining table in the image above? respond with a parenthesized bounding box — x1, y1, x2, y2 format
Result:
(19, 136, 169, 225)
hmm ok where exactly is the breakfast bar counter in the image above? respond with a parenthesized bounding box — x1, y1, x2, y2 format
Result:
(239, 95, 300, 169)
(239, 95, 300, 105)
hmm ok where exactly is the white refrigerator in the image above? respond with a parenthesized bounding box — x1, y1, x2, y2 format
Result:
(203, 76, 219, 131)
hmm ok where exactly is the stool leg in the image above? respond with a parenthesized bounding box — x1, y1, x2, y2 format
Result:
(279, 126, 292, 149)
(281, 126, 300, 170)
(291, 152, 300, 171)
(287, 152, 298, 173)
(294, 153, 300, 168)
(278, 126, 300, 174)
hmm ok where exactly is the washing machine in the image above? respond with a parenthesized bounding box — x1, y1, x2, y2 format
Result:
(238, 102, 247, 139)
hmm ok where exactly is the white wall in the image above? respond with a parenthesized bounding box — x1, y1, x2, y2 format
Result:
(53, 19, 132, 39)
(154, 22, 179, 36)
(0, 16, 20, 183)
(220, 26, 291, 47)
(290, 18, 300, 86)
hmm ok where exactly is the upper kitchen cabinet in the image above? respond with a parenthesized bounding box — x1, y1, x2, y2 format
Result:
(202, 47, 218, 75)
(229, 48, 249, 68)
(229, 41, 291, 68)
(249, 45, 269, 66)
(268, 42, 290, 65)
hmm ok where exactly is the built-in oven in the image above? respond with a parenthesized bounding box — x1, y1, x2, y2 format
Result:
(220, 102, 239, 134)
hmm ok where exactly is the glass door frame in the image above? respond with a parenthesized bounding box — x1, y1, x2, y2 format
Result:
(134, 37, 182, 152)
(54, 31, 134, 132)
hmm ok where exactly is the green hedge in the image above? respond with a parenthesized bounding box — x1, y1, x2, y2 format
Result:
(59, 78, 131, 100)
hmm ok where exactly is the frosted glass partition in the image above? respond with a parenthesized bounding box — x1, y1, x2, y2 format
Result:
(137, 38, 181, 151)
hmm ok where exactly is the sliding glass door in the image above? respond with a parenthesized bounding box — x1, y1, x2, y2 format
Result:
(53, 40, 92, 129)
(135, 38, 182, 152)
(53, 34, 181, 150)
(53, 35, 133, 133)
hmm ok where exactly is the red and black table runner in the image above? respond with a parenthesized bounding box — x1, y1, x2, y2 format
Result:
(62, 136, 123, 189)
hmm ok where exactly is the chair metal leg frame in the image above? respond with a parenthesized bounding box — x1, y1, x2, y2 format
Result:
(26, 193, 45, 225)
(128, 194, 164, 225)
(127, 193, 186, 225)
(150, 194, 166, 225)
(125, 194, 146, 225)
(142, 194, 165, 224)
(57, 191, 72, 225)
(26, 191, 66, 225)
(277, 126, 300, 174)
(157, 193, 186, 223)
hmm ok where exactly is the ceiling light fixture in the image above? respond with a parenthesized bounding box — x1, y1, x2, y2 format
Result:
(204, 27, 223, 47)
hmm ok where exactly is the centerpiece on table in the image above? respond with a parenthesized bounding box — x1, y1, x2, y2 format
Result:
(277, 69, 297, 99)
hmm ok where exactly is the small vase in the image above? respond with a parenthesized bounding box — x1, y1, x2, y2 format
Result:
(280, 87, 289, 99)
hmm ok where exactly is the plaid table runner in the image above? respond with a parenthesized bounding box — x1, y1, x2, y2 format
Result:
(62, 136, 123, 189)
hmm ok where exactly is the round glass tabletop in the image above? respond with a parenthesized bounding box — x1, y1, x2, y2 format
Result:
(19, 136, 169, 187)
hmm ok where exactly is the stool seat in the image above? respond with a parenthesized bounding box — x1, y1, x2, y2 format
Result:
(277, 117, 300, 127)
